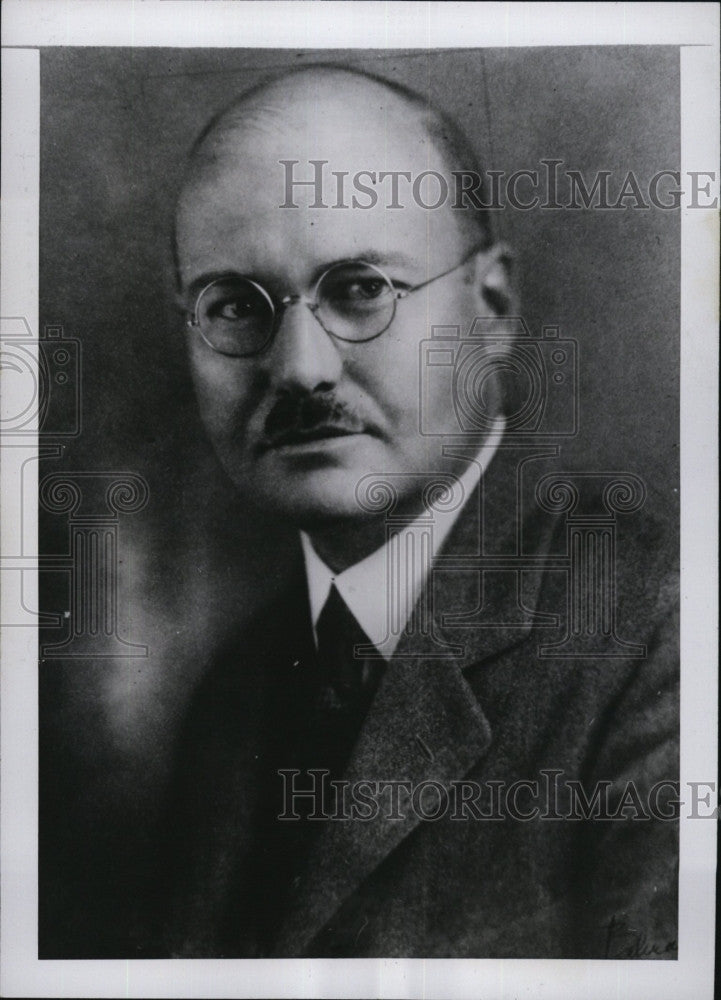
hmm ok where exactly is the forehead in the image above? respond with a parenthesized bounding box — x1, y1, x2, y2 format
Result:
(175, 86, 465, 288)
(196, 76, 437, 173)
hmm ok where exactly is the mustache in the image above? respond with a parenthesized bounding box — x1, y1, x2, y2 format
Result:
(259, 391, 369, 450)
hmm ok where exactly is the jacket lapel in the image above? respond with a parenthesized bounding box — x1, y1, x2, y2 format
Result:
(165, 581, 316, 957)
(274, 465, 561, 955)
(272, 647, 492, 955)
(164, 635, 277, 956)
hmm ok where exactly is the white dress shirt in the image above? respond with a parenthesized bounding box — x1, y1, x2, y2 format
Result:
(301, 419, 504, 659)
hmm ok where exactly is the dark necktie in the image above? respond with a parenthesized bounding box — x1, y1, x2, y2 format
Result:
(309, 584, 386, 779)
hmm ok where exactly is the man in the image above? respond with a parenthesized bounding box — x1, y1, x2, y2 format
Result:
(160, 66, 678, 959)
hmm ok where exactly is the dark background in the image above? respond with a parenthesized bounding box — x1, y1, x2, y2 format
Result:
(38, 47, 680, 955)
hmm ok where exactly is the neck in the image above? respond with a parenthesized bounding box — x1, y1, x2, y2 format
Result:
(304, 514, 392, 574)
(302, 440, 501, 573)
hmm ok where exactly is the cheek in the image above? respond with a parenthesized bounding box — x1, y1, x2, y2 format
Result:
(346, 341, 420, 428)
(187, 343, 258, 440)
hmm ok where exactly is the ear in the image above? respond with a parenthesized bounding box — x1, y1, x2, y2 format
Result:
(466, 244, 517, 422)
(470, 243, 516, 316)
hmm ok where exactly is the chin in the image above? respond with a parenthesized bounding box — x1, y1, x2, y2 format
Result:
(271, 492, 373, 530)
(239, 470, 375, 529)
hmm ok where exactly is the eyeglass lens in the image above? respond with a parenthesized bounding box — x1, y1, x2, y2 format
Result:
(194, 261, 397, 356)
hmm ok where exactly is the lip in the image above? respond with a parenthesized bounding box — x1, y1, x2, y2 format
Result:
(259, 425, 366, 453)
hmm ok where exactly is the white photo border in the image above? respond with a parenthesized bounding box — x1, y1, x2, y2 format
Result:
(1, 3, 718, 998)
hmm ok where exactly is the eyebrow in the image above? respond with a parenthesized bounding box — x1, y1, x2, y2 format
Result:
(179, 250, 421, 303)
(180, 270, 249, 303)
(344, 249, 419, 271)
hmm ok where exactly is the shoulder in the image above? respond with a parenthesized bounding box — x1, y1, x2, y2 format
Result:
(462, 500, 678, 763)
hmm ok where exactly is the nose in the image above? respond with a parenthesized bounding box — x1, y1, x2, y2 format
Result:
(261, 300, 343, 394)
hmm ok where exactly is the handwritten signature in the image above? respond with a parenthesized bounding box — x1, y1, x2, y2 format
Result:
(603, 914, 677, 959)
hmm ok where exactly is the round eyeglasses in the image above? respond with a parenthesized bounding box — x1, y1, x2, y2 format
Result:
(184, 243, 493, 358)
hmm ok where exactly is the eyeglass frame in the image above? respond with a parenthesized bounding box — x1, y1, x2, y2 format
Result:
(183, 240, 504, 358)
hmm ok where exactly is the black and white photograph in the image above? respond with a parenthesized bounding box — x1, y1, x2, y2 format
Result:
(1, 3, 718, 998)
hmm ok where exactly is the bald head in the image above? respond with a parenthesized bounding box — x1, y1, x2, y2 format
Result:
(175, 65, 494, 264)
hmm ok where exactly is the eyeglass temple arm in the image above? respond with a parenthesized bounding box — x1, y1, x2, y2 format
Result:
(398, 242, 513, 298)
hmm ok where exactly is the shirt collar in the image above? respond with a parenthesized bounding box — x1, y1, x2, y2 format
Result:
(301, 418, 504, 659)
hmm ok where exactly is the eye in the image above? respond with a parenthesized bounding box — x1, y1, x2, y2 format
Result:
(198, 278, 272, 326)
(320, 265, 396, 313)
(342, 276, 389, 301)
(211, 296, 259, 320)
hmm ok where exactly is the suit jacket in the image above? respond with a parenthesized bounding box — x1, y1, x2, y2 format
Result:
(159, 463, 679, 959)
